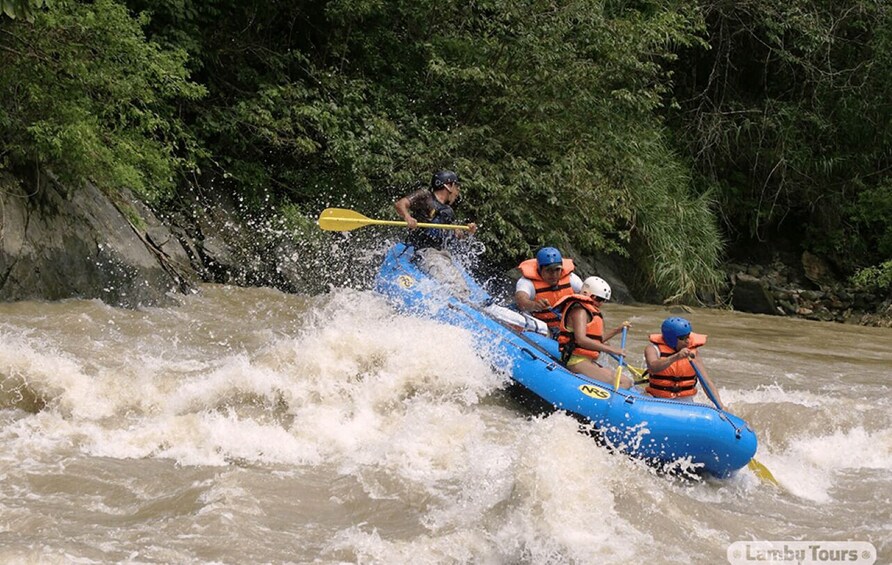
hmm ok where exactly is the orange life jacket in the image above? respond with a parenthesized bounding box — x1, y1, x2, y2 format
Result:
(645, 333, 707, 398)
(555, 294, 604, 362)
(517, 258, 576, 328)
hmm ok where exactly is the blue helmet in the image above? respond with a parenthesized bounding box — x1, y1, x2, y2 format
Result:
(536, 247, 563, 269)
(661, 317, 692, 349)
(431, 170, 459, 189)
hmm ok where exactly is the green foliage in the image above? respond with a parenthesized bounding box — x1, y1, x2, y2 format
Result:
(671, 0, 892, 272)
(0, 0, 205, 201)
(625, 131, 725, 303)
(850, 261, 892, 295)
(11, 0, 888, 305)
(849, 181, 892, 258)
(120, 0, 723, 300)
(0, 0, 48, 21)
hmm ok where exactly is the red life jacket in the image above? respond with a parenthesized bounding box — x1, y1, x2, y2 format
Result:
(645, 333, 707, 398)
(554, 294, 604, 362)
(517, 258, 576, 328)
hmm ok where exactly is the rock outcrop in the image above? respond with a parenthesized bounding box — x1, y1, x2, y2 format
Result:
(725, 253, 892, 327)
(0, 172, 197, 308)
(729, 273, 777, 315)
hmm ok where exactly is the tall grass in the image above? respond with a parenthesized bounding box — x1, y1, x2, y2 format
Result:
(628, 136, 725, 304)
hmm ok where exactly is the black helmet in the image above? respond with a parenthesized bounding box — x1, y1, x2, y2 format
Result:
(431, 170, 460, 190)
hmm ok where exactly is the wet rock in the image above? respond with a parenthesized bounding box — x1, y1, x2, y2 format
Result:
(722, 253, 891, 326)
(746, 264, 764, 277)
(802, 250, 836, 287)
(800, 289, 825, 301)
(772, 288, 795, 301)
(0, 172, 196, 307)
(777, 299, 798, 314)
(814, 310, 835, 322)
(828, 297, 848, 310)
(730, 273, 778, 315)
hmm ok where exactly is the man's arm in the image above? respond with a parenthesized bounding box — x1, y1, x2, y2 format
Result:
(515, 278, 550, 311)
(603, 321, 632, 342)
(645, 344, 692, 373)
(515, 290, 550, 312)
(394, 195, 418, 228)
(569, 308, 625, 356)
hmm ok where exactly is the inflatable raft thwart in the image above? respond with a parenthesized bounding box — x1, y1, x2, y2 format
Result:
(374, 243, 758, 478)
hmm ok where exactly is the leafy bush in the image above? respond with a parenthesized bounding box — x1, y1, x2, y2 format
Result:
(851, 261, 892, 296)
(670, 0, 892, 273)
(132, 0, 724, 301)
(0, 0, 205, 201)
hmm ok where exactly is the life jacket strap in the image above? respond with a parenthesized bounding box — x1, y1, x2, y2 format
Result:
(647, 381, 696, 393)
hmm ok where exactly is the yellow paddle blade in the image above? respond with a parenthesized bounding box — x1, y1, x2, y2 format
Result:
(317, 207, 471, 232)
(613, 366, 624, 390)
(318, 208, 381, 231)
(624, 362, 649, 385)
(748, 458, 779, 485)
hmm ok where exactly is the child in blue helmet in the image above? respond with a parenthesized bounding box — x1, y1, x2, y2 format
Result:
(644, 317, 725, 408)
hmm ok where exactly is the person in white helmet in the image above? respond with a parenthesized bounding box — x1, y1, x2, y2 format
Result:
(553, 276, 632, 387)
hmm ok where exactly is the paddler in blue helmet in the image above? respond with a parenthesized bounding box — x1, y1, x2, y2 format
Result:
(644, 317, 725, 408)
(514, 247, 583, 335)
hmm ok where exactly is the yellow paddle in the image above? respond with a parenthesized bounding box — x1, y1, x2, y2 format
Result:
(607, 352, 648, 384)
(747, 458, 779, 485)
(318, 207, 472, 232)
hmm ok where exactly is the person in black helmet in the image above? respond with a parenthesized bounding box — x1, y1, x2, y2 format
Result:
(394, 170, 478, 250)
(394, 170, 479, 298)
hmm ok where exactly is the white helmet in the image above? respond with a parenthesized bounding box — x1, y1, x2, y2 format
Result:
(582, 276, 611, 301)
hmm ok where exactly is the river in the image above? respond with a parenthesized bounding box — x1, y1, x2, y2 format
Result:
(0, 267, 889, 563)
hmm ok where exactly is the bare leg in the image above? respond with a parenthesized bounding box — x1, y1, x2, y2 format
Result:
(567, 359, 632, 389)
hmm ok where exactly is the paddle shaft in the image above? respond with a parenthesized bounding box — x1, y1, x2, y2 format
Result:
(690, 357, 778, 484)
(690, 358, 722, 410)
(613, 326, 628, 390)
(328, 217, 470, 230)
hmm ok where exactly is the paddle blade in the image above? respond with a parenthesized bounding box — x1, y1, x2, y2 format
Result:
(632, 369, 649, 386)
(748, 458, 779, 485)
(317, 208, 373, 231)
(613, 366, 624, 390)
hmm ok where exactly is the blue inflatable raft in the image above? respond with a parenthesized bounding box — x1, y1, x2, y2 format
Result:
(374, 243, 758, 478)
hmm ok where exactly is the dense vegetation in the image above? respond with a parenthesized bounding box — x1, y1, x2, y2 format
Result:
(2, 0, 889, 301)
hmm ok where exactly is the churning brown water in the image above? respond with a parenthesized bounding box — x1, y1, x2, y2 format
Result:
(0, 284, 889, 564)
